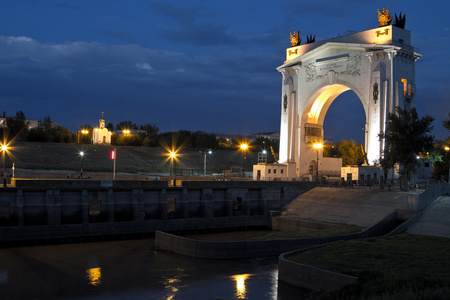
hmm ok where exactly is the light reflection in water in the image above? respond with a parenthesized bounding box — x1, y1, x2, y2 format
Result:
(231, 274, 251, 299)
(86, 267, 102, 286)
(165, 278, 180, 300)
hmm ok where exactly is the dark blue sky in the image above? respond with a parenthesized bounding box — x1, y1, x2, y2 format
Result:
(0, 0, 448, 144)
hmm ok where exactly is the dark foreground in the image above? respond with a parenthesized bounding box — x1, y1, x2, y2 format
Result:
(0, 237, 309, 299)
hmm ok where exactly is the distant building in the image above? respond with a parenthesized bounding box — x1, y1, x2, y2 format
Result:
(92, 114, 111, 145)
(0, 117, 57, 130)
(252, 132, 280, 142)
(253, 163, 288, 181)
(341, 165, 383, 183)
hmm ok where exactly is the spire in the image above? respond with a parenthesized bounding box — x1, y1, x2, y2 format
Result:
(99, 111, 105, 128)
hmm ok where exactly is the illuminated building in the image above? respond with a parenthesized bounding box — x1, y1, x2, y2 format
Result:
(92, 113, 111, 145)
(275, 18, 421, 180)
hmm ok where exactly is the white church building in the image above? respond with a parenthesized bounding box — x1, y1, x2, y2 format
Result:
(92, 114, 111, 145)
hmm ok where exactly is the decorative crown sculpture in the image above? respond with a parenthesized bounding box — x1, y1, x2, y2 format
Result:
(290, 31, 301, 47)
(306, 35, 316, 44)
(394, 12, 406, 29)
(378, 7, 392, 27)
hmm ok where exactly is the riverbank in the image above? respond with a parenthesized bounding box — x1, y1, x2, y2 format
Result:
(287, 233, 450, 299)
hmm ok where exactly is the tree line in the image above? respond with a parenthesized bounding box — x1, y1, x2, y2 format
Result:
(0, 111, 279, 151)
(2, 109, 449, 186)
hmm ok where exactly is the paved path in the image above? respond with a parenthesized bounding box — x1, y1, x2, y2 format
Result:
(407, 196, 450, 238)
(281, 187, 412, 228)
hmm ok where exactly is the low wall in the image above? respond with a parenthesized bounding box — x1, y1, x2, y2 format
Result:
(155, 211, 406, 259)
(407, 183, 450, 211)
(155, 231, 321, 259)
(278, 253, 358, 292)
(0, 181, 314, 243)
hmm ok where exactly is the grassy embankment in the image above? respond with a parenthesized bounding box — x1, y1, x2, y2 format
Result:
(289, 233, 450, 299)
(7, 142, 258, 174)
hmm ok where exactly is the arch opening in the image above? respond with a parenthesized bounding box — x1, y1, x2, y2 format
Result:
(323, 90, 366, 145)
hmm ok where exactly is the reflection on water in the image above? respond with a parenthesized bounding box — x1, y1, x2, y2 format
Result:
(0, 238, 307, 299)
(231, 274, 250, 299)
(162, 275, 181, 299)
(86, 267, 102, 287)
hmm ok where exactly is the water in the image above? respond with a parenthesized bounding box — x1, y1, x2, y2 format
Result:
(0, 238, 309, 299)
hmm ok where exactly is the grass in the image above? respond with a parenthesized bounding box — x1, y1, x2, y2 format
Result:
(288, 233, 450, 299)
(7, 141, 258, 174)
(250, 224, 362, 240)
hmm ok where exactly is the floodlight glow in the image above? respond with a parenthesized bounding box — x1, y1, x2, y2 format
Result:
(313, 143, 323, 150)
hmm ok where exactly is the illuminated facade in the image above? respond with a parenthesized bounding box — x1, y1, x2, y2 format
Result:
(93, 117, 111, 145)
(276, 25, 421, 180)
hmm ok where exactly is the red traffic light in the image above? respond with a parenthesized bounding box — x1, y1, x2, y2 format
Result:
(111, 150, 115, 160)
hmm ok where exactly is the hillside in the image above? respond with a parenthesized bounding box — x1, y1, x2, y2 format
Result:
(7, 142, 260, 175)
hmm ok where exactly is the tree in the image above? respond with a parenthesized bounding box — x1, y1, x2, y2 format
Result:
(140, 123, 159, 147)
(380, 106, 434, 190)
(432, 113, 450, 180)
(106, 123, 114, 131)
(443, 113, 450, 131)
(43, 116, 53, 130)
(332, 140, 365, 166)
(116, 121, 137, 131)
(5, 111, 29, 140)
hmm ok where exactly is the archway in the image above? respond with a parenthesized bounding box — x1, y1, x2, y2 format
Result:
(323, 90, 366, 145)
(276, 24, 421, 180)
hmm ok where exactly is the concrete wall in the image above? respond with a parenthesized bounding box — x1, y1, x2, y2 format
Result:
(407, 183, 450, 211)
(0, 181, 315, 243)
(155, 211, 407, 259)
(278, 253, 358, 292)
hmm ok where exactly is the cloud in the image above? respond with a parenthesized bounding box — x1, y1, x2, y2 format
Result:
(151, 1, 240, 47)
(135, 62, 153, 71)
(0, 35, 282, 133)
(161, 22, 239, 46)
(151, 1, 198, 24)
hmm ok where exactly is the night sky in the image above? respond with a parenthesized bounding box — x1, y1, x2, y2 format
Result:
(1, 0, 449, 144)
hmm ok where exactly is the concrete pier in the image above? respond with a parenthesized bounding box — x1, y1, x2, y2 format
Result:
(0, 180, 315, 243)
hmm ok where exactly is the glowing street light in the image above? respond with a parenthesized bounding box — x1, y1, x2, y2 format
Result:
(240, 143, 248, 178)
(79, 150, 85, 179)
(202, 150, 212, 176)
(170, 151, 177, 186)
(1, 144, 8, 187)
(313, 142, 323, 182)
(78, 129, 89, 144)
(445, 146, 450, 183)
(122, 129, 130, 134)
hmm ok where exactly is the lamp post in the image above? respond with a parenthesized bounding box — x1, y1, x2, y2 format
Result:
(1, 144, 7, 187)
(203, 150, 212, 176)
(445, 146, 450, 183)
(313, 143, 323, 182)
(170, 151, 177, 186)
(79, 151, 85, 179)
(78, 129, 89, 144)
(240, 143, 248, 178)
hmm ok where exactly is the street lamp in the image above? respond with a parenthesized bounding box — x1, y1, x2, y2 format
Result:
(445, 146, 450, 183)
(1, 144, 7, 187)
(170, 151, 177, 186)
(240, 143, 248, 178)
(79, 151, 85, 179)
(78, 129, 89, 144)
(203, 150, 212, 176)
(313, 143, 323, 182)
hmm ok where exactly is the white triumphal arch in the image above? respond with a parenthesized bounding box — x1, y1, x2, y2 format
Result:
(275, 21, 421, 181)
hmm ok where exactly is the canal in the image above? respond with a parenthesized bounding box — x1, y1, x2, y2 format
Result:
(0, 237, 309, 299)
